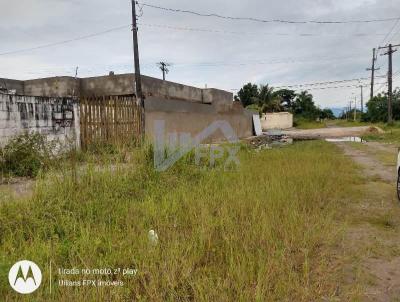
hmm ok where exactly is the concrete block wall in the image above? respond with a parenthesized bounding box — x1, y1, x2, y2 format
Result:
(0, 78, 24, 94)
(0, 74, 233, 105)
(24, 77, 79, 98)
(0, 94, 80, 148)
(145, 97, 253, 143)
(0, 74, 251, 146)
(261, 112, 293, 130)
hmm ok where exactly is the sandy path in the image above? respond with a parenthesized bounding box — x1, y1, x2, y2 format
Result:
(282, 126, 381, 139)
(335, 142, 396, 183)
(334, 141, 400, 301)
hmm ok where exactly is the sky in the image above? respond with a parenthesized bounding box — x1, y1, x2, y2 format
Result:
(1, 0, 400, 110)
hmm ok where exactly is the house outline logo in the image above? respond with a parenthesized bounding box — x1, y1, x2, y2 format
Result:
(8, 260, 42, 294)
(154, 120, 240, 171)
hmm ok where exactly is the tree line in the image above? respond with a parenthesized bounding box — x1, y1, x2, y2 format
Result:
(234, 83, 335, 120)
(340, 89, 400, 123)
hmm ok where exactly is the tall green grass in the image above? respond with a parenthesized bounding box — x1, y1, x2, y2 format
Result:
(294, 118, 327, 129)
(0, 141, 357, 301)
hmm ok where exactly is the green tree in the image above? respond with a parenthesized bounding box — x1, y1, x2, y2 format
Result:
(319, 108, 335, 120)
(364, 89, 400, 122)
(258, 85, 283, 113)
(364, 93, 388, 122)
(258, 85, 274, 106)
(235, 83, 259, 107)
(273, 89, 296, 111)
(292, 91, 319, 119)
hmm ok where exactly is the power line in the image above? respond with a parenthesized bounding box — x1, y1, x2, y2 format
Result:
(274, 77, 384, 89)
(233, 83, 385, 92)
(1, 53, 376, 75)
(375, 82, 388, 94)
(0, 25, 130, 56)
(140, 2, 400, 25)
(0, 21, 386, 58)
(171, 54, 374, 67)
(376, 19, 400, 57)
(277, 84, 386, 91)
(380, 18, 400, 47)
(139, 22, 388, 37)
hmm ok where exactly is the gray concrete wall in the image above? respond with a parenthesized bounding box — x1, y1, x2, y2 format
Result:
(80, 74, 134, 96)
(80, 74, 205, 102)
(3, 74, 233, 105)
(24, 77, 79, 98)
(0, 74, 245, 146)
(0, 94, 80, 148)
(261, 112, 293, 130)
(145, 97, 253, 143)
(141, 75, 203, 102)
(0, 78, 24, 94)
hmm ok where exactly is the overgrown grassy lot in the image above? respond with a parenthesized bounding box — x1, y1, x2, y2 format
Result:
(362, 123, 400, 144)
(0, 141, 359, 301)
(293, 118, 327, 129)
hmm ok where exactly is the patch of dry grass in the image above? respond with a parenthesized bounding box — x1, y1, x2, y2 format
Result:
(0, 141, 361, 301)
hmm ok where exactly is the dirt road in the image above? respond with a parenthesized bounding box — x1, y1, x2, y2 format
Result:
(336, 142, 396, 183)
(333, 140, 400, 301)
(282, 126, 382, 139)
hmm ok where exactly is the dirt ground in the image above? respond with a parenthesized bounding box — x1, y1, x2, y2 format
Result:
(282, 126, 383, 139)
(333, 140, 400, 301)
(0, 178, 35, 202)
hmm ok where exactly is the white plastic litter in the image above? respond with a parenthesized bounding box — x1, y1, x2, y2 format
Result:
(148, 230, 159, 245)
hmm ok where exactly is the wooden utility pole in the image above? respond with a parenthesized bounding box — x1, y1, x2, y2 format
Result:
(349, 101, 352, 120)
(131, 0, 145, 141)
(157, 62, 170, 81)
(360, 85, 364, 114)
(366, 48, 379, 100)
(353, 97, 357, 121)
(379, 43, 400, 123)
(131, 0, 143, 106)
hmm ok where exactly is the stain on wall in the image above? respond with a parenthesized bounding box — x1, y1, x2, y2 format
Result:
(0, 94, 80, 148)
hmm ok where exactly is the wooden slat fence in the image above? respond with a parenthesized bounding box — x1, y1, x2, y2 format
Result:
(80, 95, 142, 149)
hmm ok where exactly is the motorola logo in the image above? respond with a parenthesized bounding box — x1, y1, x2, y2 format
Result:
(8, 260, 42, 294)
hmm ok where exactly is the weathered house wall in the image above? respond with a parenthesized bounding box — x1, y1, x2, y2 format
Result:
(24, 77, 79, 98)
(0, 78, 24, 94)
(0, 73, 252, 145)
(0, 94, 80, 148)
(0, 74, 232, 104)
(145, 97, 253, 143)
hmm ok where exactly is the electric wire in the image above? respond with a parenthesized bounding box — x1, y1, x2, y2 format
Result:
(0, 25, 131, 56)
(139, 3, 400, 25)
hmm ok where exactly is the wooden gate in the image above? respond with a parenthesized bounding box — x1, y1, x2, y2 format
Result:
(79, 95, 143, 149)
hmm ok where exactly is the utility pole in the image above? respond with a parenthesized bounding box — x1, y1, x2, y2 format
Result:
(360, 85, 364, 114)
(131, 0, 145, 141)
(157, 62, 171, 81)
(131, 0, 143, 106)
(366, 48, 380, 100)
(354, 97, 357, 121)
(379, 43, 400, 123)
(349, 101, 352, 120)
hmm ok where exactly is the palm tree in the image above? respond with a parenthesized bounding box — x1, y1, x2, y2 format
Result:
(258, 84, 274, 107)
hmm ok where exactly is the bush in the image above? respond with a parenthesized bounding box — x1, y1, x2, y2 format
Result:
(0, 133, 55, 178)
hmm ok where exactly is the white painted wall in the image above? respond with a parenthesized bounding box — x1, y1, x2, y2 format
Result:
(0, 94, 80, 149)
(261, 112, 293, 130)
